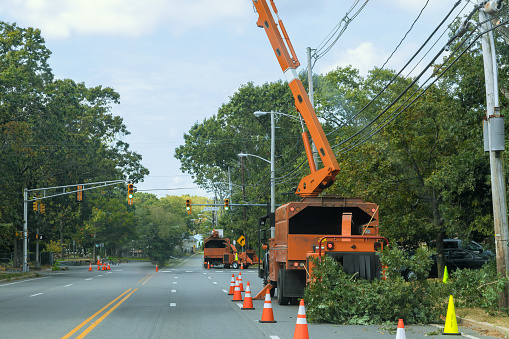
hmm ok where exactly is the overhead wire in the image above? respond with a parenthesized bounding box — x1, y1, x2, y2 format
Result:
(337, 5, 507, 155)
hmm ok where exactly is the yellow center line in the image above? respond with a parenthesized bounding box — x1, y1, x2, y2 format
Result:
(141, 273, 156, 285)
(137, 273, 151, 284)
(76, 288, 138, 339)
(61, 289, 132, 339)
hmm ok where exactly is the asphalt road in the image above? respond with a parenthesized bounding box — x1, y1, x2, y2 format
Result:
(0, 254, 500, 338)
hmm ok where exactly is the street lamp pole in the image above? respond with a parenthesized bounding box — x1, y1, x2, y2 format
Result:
(270, 111, 275, 238)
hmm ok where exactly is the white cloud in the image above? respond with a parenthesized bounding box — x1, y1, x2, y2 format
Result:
(2, 0, 250, 39)
(320, 42, 388, 77)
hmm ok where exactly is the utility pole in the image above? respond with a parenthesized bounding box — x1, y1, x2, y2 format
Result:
(479, 0, 509, 309)
(307, 47, 320, 170)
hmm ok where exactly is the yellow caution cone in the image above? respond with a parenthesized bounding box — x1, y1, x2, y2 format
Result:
(443, 295, 461, 335)
(395, 319, 406, 339)
(443, 266, 449, 284)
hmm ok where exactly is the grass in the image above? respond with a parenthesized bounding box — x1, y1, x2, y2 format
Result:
(0, 271, 40, 281)
(457, 307, 509, 328)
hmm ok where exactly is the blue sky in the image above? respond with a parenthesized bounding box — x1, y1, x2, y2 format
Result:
(1, 0, 474, 198)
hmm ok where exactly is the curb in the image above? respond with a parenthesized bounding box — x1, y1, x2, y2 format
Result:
(458, 316, 509, 338)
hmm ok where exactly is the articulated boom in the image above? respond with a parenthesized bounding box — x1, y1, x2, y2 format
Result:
(252, 0, 340, 197)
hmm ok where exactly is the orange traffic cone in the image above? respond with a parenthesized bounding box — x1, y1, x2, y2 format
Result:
(228, 274, 235, 295)
(156, 264, 159, 272)
(89, 263, 92, 271)
(238, 272, 244, 292)
(241, 281, 255, 310)
(232, 277, 242, 302)
(207, 261, 210, 269)
(97, 263, 100, 271)
(107, 263, 111, 270)
(241, 262, 243, 270)
(293, 299, 309, 339)
(259, 289, 277, 323)
(102, 264, 106, 271)
(97, 259, 100, 265)
(396, 319, 406, 339)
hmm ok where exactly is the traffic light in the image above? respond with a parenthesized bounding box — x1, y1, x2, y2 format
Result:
(77, 185, 83, 201)
(186, 199, 191, 214)
(33, 201, 38, 211)
(40, 203, 45, 214)
(127, 183, 134, 205)
(224, 198, 229, 211)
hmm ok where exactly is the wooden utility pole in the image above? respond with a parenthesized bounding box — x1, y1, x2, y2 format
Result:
(479, 0, 509, 309)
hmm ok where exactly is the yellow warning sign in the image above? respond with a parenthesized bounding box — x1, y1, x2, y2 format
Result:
(237, 235, 245, 247)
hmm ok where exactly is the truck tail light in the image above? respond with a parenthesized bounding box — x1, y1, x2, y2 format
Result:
(374, 242, 382, 251)
(293, 261, 299, 267)
(326, 241, 334, 251)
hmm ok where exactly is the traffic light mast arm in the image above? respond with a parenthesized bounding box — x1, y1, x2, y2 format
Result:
(252, 0, 340, 197)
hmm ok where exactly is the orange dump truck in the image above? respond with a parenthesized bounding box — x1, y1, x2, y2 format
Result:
(203, 230, 254, 269)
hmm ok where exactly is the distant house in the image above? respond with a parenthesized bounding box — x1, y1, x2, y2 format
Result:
(182, 234, 203, 253)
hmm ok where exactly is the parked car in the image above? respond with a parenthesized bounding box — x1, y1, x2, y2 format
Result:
(431, 239, 494, 257)
(402, 248, 490, 281)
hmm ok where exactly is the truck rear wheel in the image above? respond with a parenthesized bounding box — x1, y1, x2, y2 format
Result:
(277, 269, 290, 305)
(232, 262, 239, 269)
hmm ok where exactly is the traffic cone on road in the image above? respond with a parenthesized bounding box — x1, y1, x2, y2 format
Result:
(107, 263, 111, 270)
(241, 262, 243, 270)
(259, 289, 277, 323)
(102, 264, 106, 271)
(156, 264, 159, 272)
(241, 281, 255, 310)
(396, 319, 406, 339)
(293, 299, 309, 339)
(228, 274, 235, 295)
(89, 263, 92, 271)
(232, 277, 242, 302)
(207, 261, 210, 269)
(443, 295, 461, 335)
(238, 272, 244, 292)
(97, 259, 100, 265)
(97, 263, 100, 271)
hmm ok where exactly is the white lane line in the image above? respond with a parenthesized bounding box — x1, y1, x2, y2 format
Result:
(170, 303, 176, 307)
(222, 289, 228, 294)
(208, 277, 211, 280)
(97, 275, 103, 277)
(64, 284, 73, 287)
(213, 282, 217, 285)
(431, 325, 479, 339)
(174, 277, 178, 279)
(203, 273, 207, 275)
(85, 278, 93, 281)
(269, 336, 280, 339)
(185, 271, 193, 273)
(30, 293, 43, 297)
(236, 303, 243, 308)
(171, 290, 176, 293)
(0, 276, 49, 287)
(160, 270, 170, 272)
(173, 282, 177, 284)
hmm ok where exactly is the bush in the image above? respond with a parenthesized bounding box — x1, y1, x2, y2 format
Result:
(304, 248, 449, 324)
(449, 259, 509, 313)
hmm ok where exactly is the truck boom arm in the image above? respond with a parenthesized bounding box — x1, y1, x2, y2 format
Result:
(252, 0, 340, 197)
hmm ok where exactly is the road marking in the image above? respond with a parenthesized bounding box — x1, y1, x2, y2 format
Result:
(141, 273, 156, 285)
(137, 273, 152, 284)
(170, 303, 176, 307)
(171, 290, 176, 293)
(208, 277, 211, 279)
(0, 276, 49, 287)
(222, 289, 228, 294)
(64, 284, 73, 287)
(174, 276, 178, 279)
(97, 275, 103, 277)
(160, 270, 170, 272)
(61, 289, 133, 339)
(269, 336, 280, 339)
(213, 282, 217, 285)
(85, 278, 93, 281)
(236, 303, 243, 308)
(185, 270, 193, 273)
(173, 281, 177, 284)
(431, 325, 480, 339)
(30, 293, 43, 297)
